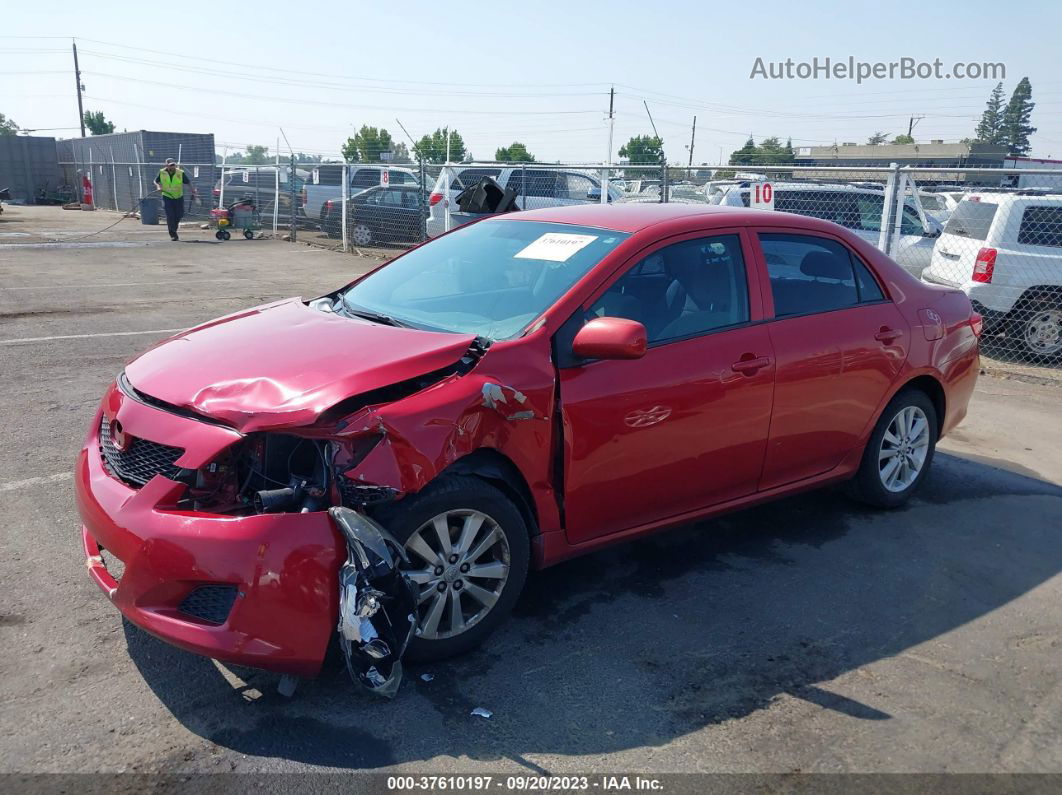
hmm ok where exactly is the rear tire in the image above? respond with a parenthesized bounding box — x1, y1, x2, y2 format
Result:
(848, 388, 938, 509)
(1010, 293, 1062, 362)
(372, 475, 529, 662)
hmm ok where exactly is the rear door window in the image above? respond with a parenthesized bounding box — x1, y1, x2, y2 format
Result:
(352, 169, 381, 189)
(943, 200, 998, 240)
(1017, 206, 1062, 247)
(759, 233, 862, 317)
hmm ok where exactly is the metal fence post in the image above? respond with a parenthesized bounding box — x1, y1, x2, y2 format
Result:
(661, 155, 669, 203)
(600, 166, 608, 205)
(272, 168, 279, 235)
(419, 159, 427, 243)
(521, 164, 527, 210)
(341, 163, 349, 253)
(878, 162, 901, 255)
(443, 165, 453, 233)
(289, 155, 297, 242)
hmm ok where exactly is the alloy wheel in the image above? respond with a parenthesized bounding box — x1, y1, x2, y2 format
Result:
(1023, 308, 1062, 356)
(403, 510, 510, 640)
(878, 405, 930, 493)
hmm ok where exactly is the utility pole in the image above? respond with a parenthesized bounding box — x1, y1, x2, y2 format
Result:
(606, 85, 615, 165)
(72, 40, 86, 137)
(687, 115, 696, 179)
(907, 115, 925, 138)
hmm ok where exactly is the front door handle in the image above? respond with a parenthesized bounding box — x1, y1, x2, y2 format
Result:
(874, 327, 904, 343)
(731, 355, 772, 375)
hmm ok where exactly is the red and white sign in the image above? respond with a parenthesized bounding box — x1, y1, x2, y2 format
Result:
(380, 169, 390, 187)
(750, 181, 774, 210)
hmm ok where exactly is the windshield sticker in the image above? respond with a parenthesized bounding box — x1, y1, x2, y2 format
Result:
(514, 233, 598, 262)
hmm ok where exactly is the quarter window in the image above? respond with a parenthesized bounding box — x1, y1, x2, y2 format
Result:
(589, 235, 750, 343)
(1017, 206, 1062, 247)
(759, 233, 883, 317)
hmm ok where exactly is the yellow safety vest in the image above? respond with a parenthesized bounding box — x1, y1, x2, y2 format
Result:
(158, 168, 185, 199)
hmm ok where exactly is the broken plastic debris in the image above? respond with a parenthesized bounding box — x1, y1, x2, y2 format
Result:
(470, 707, 493, 719)
(420, 673, 435, 682)
(331, 507, 416, 699)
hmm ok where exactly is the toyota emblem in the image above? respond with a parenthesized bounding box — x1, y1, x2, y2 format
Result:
(110, 419, 131, 452)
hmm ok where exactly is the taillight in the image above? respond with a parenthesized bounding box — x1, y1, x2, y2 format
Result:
(972, 247, 996, 283)
(324, 199, 333, 213)
(429, 192, 443, 206)
(212, 188, 220, 197)
(970, 312, 984, 337)
(300, 188, 307, 207)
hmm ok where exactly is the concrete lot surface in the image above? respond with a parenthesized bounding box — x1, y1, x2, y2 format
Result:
(1, 205, 1059, 775)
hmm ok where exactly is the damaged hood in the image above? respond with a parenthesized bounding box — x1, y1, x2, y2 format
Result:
(124, 298, 477, 432)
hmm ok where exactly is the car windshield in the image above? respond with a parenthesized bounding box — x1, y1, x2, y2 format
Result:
(338, 220, 629, 339)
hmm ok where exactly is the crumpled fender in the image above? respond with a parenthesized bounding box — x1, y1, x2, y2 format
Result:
(339, 328, 562, 537)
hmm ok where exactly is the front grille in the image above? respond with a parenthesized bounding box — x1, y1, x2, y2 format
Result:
(98, 415, 184, 488)
(178, 585, 237, 625)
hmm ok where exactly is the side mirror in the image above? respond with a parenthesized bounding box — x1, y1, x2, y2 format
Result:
(572, 317, 647, 361)
(924, 226, 942, 239)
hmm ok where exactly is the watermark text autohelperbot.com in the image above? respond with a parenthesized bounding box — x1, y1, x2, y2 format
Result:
(750, 56, 1004, 83)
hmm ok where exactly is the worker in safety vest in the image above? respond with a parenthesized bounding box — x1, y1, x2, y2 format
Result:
(154, 158, 197, 241)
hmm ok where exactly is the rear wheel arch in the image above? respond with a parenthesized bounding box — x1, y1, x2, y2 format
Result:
(899, 375, 947, 440)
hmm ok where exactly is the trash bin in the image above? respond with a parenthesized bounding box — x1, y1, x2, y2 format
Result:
(139, 197, 161, 225)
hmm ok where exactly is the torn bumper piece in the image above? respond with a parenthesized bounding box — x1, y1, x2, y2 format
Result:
(331, 507, 417, 698)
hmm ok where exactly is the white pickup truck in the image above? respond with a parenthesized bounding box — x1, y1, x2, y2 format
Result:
(300, 165, 421, 225)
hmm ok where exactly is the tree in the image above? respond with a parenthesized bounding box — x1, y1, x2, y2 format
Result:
(83, 110, 116, 135)
(390, 142, 412, 164)
(1001, 77, 1036, 157)
(891, 134, 915, 145)
(0, 112, 18, 136)
(728, 135, 757, 165)
(342, 125, 395, 164)
(974, 82, 1005, 145)
(411, 127, 466, 164)
(495, 141, 536, 162)
(243, 145, 271, 165)
(867, 131, 889, 145)
(619, 134, 664, 164)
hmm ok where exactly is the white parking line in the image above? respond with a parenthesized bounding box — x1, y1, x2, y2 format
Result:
(0, 472, 71, 493)
(1, 278, 250, 291)
(0, 328, 184, 346)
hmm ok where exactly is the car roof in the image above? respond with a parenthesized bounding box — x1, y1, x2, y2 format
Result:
(963, 192, 1062, 205)
(497, 203, 782, 233)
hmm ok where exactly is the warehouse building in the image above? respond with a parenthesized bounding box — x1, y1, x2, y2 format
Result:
(793, 141, 1009, 183)
(0, 135, 63, 204)
(56, 130, 216, 214)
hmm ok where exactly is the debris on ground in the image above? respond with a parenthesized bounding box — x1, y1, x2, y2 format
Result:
(470, 707, 493, 719)
(420, 673, 435, 682)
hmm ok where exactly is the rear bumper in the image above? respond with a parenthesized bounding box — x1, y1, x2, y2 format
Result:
(75, 388, 344, 676)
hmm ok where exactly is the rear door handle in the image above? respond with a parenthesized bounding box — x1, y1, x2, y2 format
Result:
(731, 356, 772, 375)
(874, 327, 904, 343)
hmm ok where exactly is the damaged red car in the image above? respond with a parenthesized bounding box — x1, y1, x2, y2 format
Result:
(76, 204, 981, 679)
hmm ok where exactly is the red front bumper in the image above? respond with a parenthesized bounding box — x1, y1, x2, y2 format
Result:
(75, 385, 345, 676)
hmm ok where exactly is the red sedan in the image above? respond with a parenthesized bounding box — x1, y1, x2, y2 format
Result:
(75, 203, 981, 676)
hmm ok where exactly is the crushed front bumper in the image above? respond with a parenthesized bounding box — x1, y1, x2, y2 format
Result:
(75, 384, 345, 676)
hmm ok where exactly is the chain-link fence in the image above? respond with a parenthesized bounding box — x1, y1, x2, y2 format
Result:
(52, 155, 1062, 366)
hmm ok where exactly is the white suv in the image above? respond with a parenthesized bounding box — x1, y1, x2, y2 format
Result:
(715, 183, 942, 277)
(922, 193, 1062, 360)
(427, 167, 622, 238)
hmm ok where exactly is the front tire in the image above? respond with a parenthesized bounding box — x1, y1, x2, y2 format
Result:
(849, 388, 938, 509)
(373, 476, 529, 661)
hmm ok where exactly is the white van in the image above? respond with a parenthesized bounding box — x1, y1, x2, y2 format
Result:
(922, 193, 1062, 359)
(716, 183, 942, 277)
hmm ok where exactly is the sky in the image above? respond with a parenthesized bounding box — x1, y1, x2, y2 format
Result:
(3, 0, 1061, 164)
